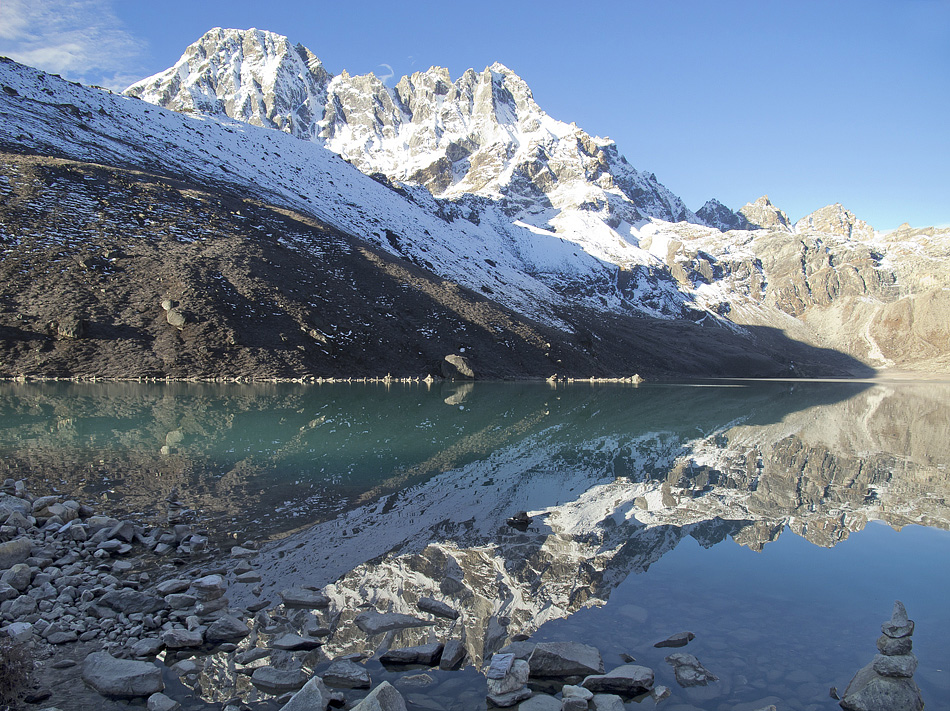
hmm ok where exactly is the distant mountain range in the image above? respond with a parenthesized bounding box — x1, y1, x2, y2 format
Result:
(0, 27, 947, 379)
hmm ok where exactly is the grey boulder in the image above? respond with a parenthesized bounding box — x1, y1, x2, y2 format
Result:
(271, 633, 323, 651)
(528, 641, 604, 678)
(439, 639, 467, 671)
(840, 661, 924, 711)
(323, 659, 372, 688)
(416, 597, 459, 620)
(0, 537, 32, 569)
(81, 651, 164, 698)
(380, 643, 443, 666)
(279, 676, 332, 711)
(280, 587, 330, 608)
(351, 681, 407, 711)
(99, 589, 165, 614)
(581, 664, 655, 695)
(205, 614, 250, 641)
(354, 610, 432, 636)
(250, 666, 309, 694)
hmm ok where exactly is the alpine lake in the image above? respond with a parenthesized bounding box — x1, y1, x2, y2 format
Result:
(2, 378, 948, 711)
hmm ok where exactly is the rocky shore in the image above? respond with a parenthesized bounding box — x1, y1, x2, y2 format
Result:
(0, 477, 928, 711)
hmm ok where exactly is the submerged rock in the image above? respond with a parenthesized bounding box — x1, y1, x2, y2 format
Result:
(654, 631, 695, 648)
(665, 652, 718, 687)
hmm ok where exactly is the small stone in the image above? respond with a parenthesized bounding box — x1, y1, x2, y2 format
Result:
(191, 574, 226, 601)
(161, 628, 203, 648)
(840, 660, 924, 711)
(591, 694, 626, 711)
(147, 692, 181, 711)
(486, 653, 515, 679)
(562, 684, 594, 700)
(235, 571, 261, 583)
(876, 633, 913, 656)
(0, 537, 32, 569)
(487, 658, 530, 697)
(0, 563, 32, 591)
(872, 653, 918, 678)
(99, 589, 164, 614)
(520, 695, 562, 711)
(155, 579, 190, 595)
(164, 593, 196, 610)
(4, 621, 33, 642)
(130, 637, 164, 657)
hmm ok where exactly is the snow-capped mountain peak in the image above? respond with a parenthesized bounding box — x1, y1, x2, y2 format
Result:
(126, 27, 332, 141)
(126, 28, 699, 230)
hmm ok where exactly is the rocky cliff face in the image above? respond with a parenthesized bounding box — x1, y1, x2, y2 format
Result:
(738, 195, 793, 231)
(794, 202, 875, 240)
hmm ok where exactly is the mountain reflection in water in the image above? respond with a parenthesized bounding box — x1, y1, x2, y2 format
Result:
(1, 380, 948, 707)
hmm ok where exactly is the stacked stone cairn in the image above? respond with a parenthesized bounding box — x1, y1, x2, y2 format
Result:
(839, 600, 924, 711)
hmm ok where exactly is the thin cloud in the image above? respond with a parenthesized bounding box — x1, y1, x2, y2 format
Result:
(377, 63, 394, 84)
(0, 0, 144, 90)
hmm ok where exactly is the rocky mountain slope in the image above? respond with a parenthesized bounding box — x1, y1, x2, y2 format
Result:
(0, 54, 875, 380)
(0, 25, 947, 378)
(123, 28, 950, 375)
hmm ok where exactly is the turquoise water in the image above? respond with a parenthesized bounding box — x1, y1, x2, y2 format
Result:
(1, 380, 947, 709)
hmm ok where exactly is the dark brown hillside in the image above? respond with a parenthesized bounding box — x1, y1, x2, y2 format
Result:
(0, 152, 870, 380)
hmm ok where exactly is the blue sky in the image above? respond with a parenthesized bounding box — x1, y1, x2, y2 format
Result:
(1, 0, 947, 230)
